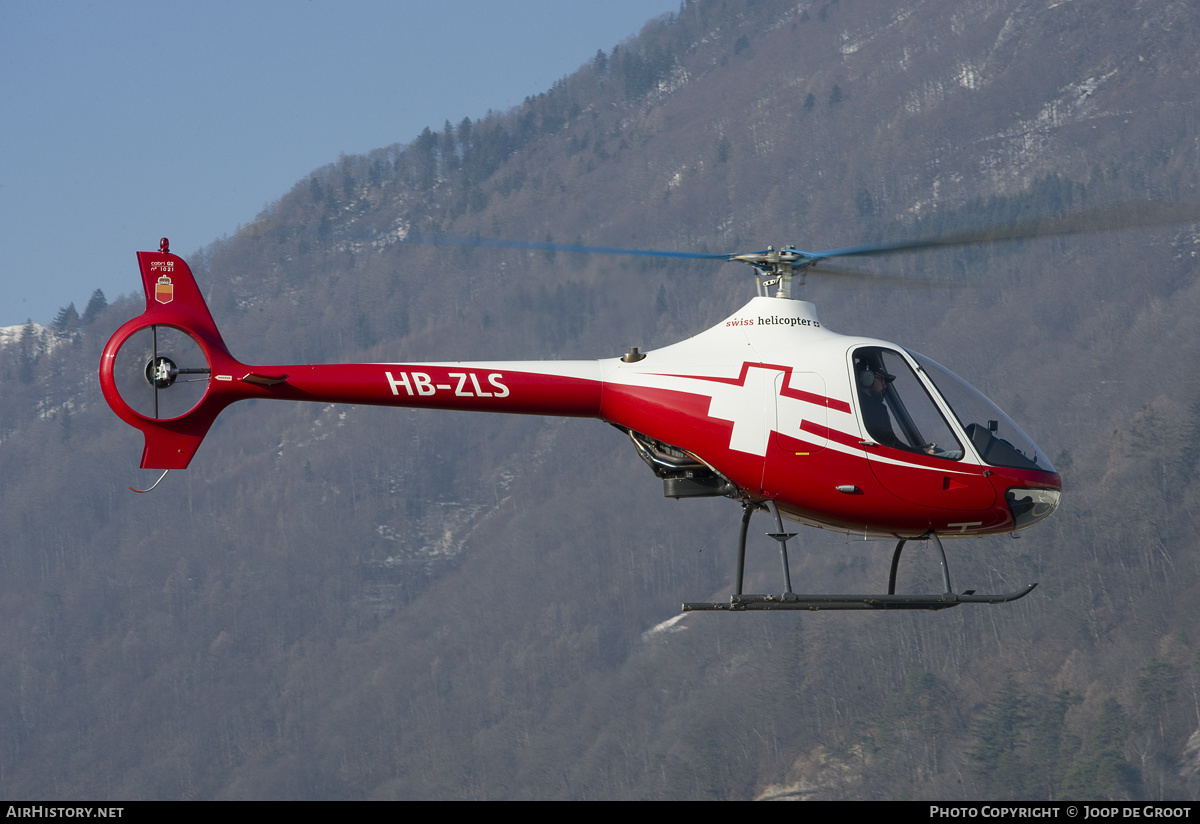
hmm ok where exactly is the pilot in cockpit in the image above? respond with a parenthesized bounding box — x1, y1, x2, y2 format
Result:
(856, 358, 905, 449)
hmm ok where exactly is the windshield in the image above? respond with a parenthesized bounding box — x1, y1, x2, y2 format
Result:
(907, 350, 1054, 473)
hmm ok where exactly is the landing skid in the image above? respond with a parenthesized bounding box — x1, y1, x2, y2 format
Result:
(682, 503, 1037, 612)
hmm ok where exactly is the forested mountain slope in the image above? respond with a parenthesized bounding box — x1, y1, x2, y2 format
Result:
(2, 0, 1199, 799)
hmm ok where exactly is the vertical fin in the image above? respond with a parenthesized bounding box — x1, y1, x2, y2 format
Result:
(99, 243, 247, 469)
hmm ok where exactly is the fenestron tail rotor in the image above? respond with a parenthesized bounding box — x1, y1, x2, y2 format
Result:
(112, 324, 210, 421)
(100, 243, 250, 471)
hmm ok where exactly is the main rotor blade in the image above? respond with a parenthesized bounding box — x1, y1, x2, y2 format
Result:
(404, 232, 729, 260)
(805, 201, 1200, 261)
(402, 201, 1200, 277)
(807, 262, 968, 289)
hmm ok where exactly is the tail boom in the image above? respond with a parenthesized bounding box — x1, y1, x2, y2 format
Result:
(260, 361, 602, 416)
(100, 245, 603, 470)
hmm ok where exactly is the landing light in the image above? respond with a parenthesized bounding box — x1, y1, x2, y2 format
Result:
(1006, 487, 1060, 530)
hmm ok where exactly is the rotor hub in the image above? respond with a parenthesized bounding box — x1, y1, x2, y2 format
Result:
(729, 246, 816, 299)
(146, 355, 179, 389)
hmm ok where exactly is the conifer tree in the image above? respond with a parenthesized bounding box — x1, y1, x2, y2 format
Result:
(969, 675, 1028, 799)
(52, 302, 78, 332)
(17, 319, 38, 384)
(81, 289, 108, 324)
(1026, 691, 1079, 800)
(1061, 698, 1140, 800)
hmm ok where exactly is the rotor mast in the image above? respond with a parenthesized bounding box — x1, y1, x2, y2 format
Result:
(729, 247, 814, 299)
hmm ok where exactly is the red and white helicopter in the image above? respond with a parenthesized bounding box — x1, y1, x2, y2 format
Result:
(101, 209, 1184, 611)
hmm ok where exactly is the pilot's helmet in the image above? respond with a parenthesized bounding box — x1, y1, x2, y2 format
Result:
(857, 359, 896, 388)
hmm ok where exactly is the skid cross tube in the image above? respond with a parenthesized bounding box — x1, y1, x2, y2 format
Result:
(683, 509, 1037, 612)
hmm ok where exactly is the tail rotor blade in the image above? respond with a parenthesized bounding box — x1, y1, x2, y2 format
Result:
(152, 325, 159, 419)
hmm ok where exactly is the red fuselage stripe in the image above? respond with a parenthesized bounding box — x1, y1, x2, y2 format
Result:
(657, 362, 853, 414)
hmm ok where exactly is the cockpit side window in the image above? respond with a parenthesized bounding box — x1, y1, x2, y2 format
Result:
(853, 347, 964, 460)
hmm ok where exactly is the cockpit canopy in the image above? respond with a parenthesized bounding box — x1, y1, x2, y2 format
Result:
(852, 346, 1054, 473)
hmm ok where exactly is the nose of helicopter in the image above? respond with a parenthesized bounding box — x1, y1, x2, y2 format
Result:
(1004, 483, 1060, 531)
(889, 348, 1062, 533)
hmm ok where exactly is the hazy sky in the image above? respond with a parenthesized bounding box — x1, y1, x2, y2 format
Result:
(1, 1, 679, 327)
